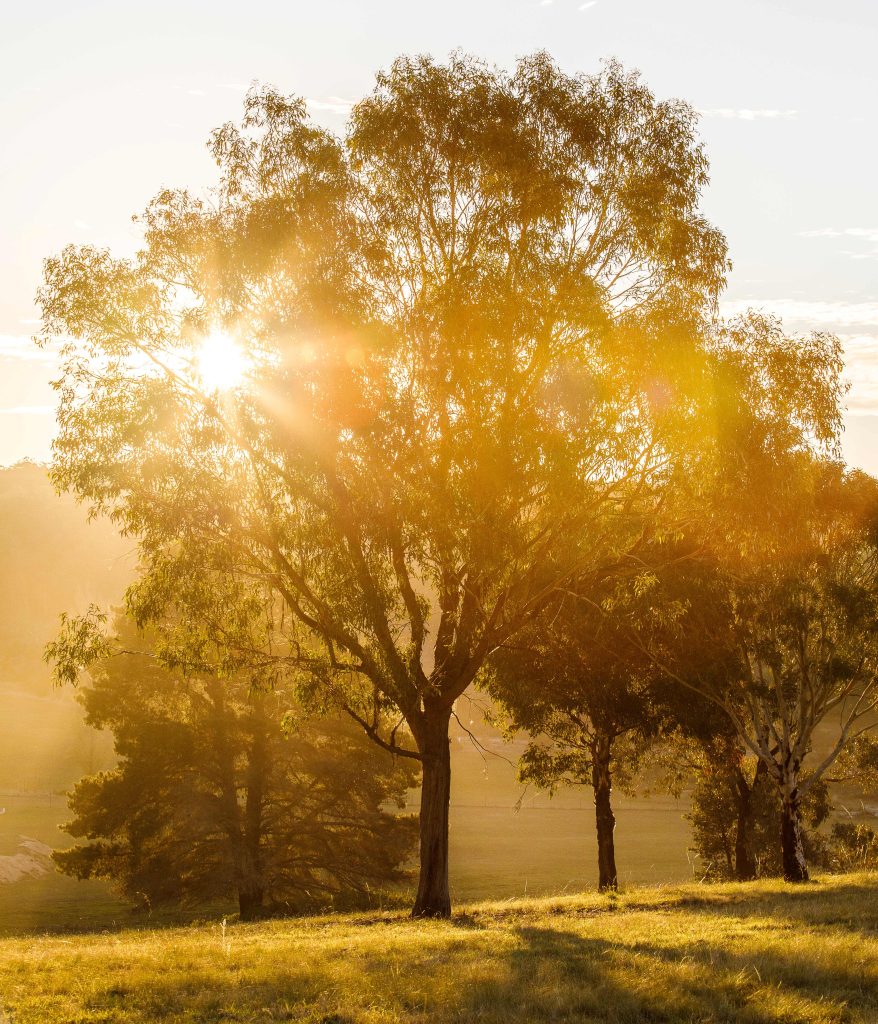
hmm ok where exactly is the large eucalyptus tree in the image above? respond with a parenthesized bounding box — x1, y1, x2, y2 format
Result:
(39, 53, 728, 916)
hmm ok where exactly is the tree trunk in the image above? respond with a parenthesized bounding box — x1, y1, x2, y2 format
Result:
(206, 682, 250, 909)
(412, 704, 453, 918)
(591, 731, 617, 891)
(238, 694, 269, 921)
(780, 764, 809, 882)
(732, 763, 757, 882)
(207, 681, 269, 919)
(238, 885, 265, 922)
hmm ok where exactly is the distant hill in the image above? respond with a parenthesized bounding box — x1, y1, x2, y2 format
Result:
(0, 461, 132, 796)
(0, 461, 132, 692)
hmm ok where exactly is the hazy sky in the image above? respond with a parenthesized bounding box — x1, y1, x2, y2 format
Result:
(2, 0, 876, 470)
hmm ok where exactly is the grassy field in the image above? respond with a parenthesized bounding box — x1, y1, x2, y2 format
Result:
(1, 873, 877, 1023)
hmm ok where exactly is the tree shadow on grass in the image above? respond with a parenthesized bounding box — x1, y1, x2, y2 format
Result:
(653, 878, 878, 938)
(457, 925, 872, 1024)
(60, 912, 878, 1024)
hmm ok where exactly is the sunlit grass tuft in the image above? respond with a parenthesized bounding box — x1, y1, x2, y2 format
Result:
(2, 873, 877, 1022)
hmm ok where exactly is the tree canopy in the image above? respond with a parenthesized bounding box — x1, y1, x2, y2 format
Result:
(38, 51, 854, 915)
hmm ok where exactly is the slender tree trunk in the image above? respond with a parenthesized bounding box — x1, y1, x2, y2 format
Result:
(238, 886, 265, 922)
(412, 704, 453, 918)
(732, 763, 757, 882)
(591, 731, 617, 891)
(780, 762, 809, 882)
(238, 694, 269, 921)
(207, 682, 253, 913)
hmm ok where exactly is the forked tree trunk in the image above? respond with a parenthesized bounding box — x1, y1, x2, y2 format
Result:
(591, 731, 617, 891)
(412, 704, 453, 918)
(780, 762, 809, 882)
(732, 763, 758, 882)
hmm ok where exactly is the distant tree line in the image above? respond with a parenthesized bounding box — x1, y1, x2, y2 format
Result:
(39, 52, 878, 918)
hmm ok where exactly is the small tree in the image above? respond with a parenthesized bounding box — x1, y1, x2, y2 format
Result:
(687, 744, 766, 880)
(686, 747, 831, 880)
(487, 589, 657, 891)
(55, 620, 417, 919)
(651, 694, 767, 882)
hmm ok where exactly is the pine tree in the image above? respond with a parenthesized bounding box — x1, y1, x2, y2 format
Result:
(55, 620, 418, 919)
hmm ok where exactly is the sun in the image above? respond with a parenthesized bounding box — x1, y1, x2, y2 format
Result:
(194, 330, 251, 392)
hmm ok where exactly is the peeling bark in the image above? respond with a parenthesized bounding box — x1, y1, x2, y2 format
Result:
(781, 798, 809, 882)
(780, 761, 809, 882)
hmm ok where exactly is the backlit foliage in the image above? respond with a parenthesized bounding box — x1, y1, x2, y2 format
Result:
(37, 52, 849, 914)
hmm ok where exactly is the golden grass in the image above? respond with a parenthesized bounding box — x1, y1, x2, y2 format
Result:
(2, 873, 877, 1023)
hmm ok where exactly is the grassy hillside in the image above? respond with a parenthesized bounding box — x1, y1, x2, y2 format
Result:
(2, 874, 877, 1023)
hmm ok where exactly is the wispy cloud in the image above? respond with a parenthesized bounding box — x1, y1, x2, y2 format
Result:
(0, 405, 54, 416)
(579, 0, 598, 8)
(698, 108, 798, 121)
(0, 335, 56, 363)
(306, 96, 355, 115)
(800, 228, 878, 240)
(799, 228, 878, 261)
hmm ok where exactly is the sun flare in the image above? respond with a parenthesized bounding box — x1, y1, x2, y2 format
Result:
(194, 330, 250, 392)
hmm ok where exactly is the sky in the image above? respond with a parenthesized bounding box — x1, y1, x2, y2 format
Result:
(1, 0, 876, 470)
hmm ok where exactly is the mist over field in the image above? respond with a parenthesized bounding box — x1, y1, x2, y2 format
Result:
(0, 463, 697, 933)
(1, 461, 876, 937)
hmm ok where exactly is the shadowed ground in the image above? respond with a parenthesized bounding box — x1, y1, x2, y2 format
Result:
(2, 873, 877, 1023)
